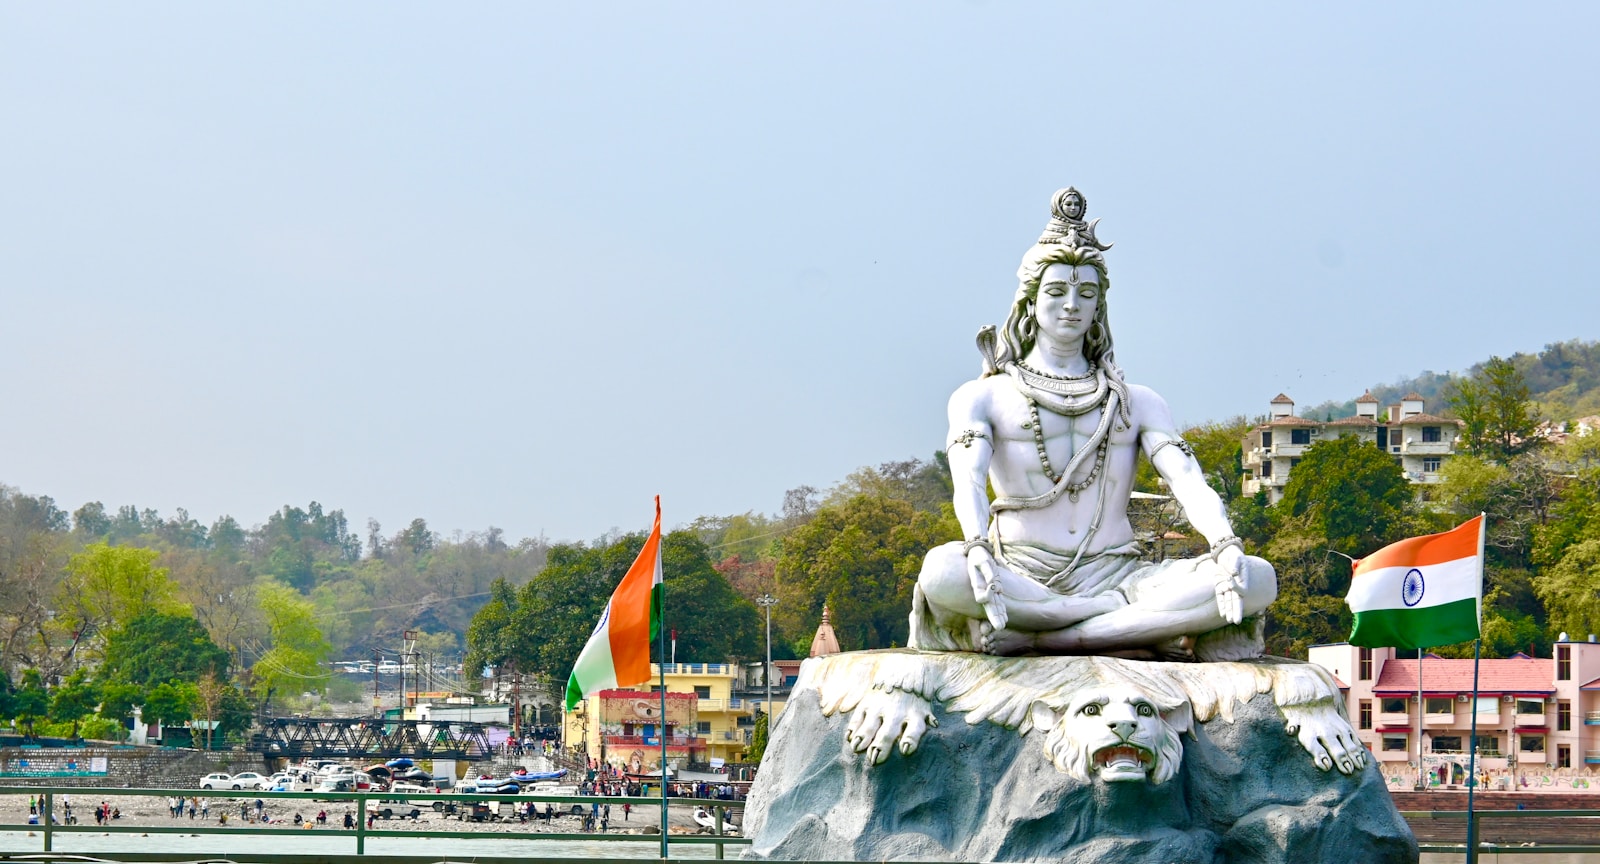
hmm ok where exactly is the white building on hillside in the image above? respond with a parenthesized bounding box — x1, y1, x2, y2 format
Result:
(1240, 392, 1464, 504)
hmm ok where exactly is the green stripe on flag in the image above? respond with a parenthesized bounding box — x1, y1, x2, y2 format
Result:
(650, 582, 663, 641)
(1350, 596, 1479, 650)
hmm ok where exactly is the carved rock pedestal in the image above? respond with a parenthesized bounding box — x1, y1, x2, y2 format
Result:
(741, 650, 1417, 864)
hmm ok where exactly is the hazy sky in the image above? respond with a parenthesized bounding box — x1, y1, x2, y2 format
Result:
(4, 4, 1597, 543)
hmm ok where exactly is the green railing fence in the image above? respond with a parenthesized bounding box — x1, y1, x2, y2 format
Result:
(0, 784, 748, 862)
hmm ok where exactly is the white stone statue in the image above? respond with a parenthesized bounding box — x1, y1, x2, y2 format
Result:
(909, 189, 1277, 660)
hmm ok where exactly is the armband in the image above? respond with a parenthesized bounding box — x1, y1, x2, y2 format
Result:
(950, 429, 991, 450)
(1148, 436, 1194, 459)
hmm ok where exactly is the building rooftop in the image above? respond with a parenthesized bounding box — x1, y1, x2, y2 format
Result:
(1356, 391, 1379, 403)
(1372, 658, 1554, 695)
(1266, 415, 1320, 427)
(1271, 393, 1294, 404)
(1396, 413, 1463, 426)
(1402, 392, 1427, 401)
(1324, 415, 1379, 427)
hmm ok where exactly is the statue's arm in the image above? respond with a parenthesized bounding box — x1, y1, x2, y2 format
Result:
(945, 381, 995, 541)
(1134, 386, 1248, 622)
(946, 381, 1008, 631)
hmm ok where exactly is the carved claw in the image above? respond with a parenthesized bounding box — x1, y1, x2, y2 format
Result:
(1282, 703, 1365, 775)
(846, 688, 936, 766)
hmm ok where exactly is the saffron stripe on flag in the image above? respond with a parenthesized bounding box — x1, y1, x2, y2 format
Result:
(1353, 515, 1482, 573)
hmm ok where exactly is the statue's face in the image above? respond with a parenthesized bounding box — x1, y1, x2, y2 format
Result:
(1062, 194, 1084, 220)
(1035, 263, 1100, 345)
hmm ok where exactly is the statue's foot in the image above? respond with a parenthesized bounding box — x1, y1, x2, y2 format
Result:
(844, 688, 938, 765)
(1193, 615, 1266, 662)
(1155, 635, 1197, 663)
(979, 621, 1037, 656)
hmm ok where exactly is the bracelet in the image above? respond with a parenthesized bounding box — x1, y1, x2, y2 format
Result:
(962, 537, 994, 557)
(1207, 535, 1243, 560)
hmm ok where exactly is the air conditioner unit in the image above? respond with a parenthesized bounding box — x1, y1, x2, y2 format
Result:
(1503, 695, 1515, 703)
(1458, 695, 1470, 703)
(1549, 697, 1559, 704)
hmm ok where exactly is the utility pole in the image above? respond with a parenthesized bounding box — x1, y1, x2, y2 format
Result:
(372, 649, 380, 715)
(756, 594, 779, 728)
(511, 658, 521, 738)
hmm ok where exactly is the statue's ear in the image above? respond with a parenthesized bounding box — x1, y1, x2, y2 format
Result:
(1162, 701, 1193, 736)
(1029, 702, 1060, 733)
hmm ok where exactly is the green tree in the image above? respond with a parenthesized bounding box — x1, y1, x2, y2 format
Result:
(97, 682, 142, 733)
(1279, 435, 1413, 562)
(12, 669, 49, 737)
(1186, 417, 1254, 502)
(48, 668, 99, 737)
(496, 531, 762, 688)
(99, 611, 230, 687)
(747, 711, 769, 763)
(62, 542, 187, 635)
(1268, 436, 1413, 657)
(774, 493, 960, 653)
(251, 579, 333, 701)
(143, 680, 196, 727)
(1448, 356, 1540, 462)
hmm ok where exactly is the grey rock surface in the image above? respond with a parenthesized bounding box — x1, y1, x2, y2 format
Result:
(742, 656, 1416, 864)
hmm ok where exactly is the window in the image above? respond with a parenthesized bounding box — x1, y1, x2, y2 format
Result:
(693, 686, 712, 698)
(1290, 457, 1301, 469)
(1432, 736, 1462, 753)
(1358, 648, 1373, 681)
(1521, 735, 1546, 753)
(696, 721, 711, 735)
(1559, 701, 1572, 731)
(1475, 696, 1500, 716)
(1473, 735, 1500, 755)
(1381, 697, 1408, 714)
(1423, 457, 1442, 472)
(1422, 426, 1442, 443)
(1381, 735, 1408, 752)
(1359, 700, 1372, 730)
(1560, 745, 1572, 768)
(1291, 428, 1312, 445)
(1262, 461, 1272, 478)
(1261, 431, 1273, 448)
(1559, 645, 1571, 680)
(1425, 697, 1453, 715)
(1517, 699, 1545, 716)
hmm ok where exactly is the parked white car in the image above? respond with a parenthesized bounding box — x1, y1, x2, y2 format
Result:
(230, 772, 269, 790)
(198, 772, 234, 790)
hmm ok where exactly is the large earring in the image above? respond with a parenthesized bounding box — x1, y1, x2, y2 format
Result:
(1090, 321, 1106, 347)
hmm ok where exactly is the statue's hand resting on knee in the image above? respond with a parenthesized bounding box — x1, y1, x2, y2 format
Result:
(845, 688, 938, 765)
(966, 546, 1008, 632)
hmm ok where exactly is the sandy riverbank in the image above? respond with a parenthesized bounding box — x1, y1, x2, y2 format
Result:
(0, 793, 735, 836)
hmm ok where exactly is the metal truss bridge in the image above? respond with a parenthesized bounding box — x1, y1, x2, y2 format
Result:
(249, 717, 495, 762)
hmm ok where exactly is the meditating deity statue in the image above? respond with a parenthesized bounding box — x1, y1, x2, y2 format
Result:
(909, 189, 1277, 661)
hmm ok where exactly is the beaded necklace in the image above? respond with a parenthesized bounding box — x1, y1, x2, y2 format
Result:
(1024, 398, 1110, 502)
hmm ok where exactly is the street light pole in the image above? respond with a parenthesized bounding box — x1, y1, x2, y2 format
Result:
(756, 594, 778, 731)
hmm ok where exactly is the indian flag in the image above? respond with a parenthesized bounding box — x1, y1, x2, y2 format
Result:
(1346, 514, 1485, 650)
(565, 498, 664, 710)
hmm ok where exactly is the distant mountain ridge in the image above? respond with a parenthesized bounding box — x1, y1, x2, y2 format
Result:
(1300, 338, 1600, 424)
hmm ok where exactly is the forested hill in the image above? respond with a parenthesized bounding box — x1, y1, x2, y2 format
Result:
(1302, 338, 1600, 422)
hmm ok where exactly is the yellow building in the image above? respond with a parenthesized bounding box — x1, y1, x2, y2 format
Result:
(565, 663, 757, 768)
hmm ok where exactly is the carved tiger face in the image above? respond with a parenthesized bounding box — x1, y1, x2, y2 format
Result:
(1036, 686, 1187, 785)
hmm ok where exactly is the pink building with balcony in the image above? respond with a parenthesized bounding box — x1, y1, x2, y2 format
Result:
(1309, 637, 1600, 790)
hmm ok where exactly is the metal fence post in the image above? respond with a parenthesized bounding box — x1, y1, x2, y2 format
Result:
(355, 792, 365, 855)
(41, 791, 52, 852)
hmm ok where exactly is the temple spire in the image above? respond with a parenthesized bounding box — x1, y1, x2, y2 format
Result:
(809, 605, 841, 657)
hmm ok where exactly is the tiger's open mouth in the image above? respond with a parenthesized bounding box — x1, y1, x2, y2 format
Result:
(1092, 743, 1153, 780)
